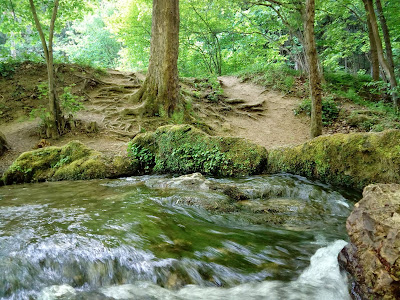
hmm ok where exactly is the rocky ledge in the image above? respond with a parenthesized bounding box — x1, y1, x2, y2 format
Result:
(268, 130, 400, 190)
(1, 141, 138, 184)
(338, 183, 400, 299)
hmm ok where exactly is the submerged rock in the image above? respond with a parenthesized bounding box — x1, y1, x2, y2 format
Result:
(2, 141, 139, 184)
(145, 173, 212, 191)
(130, 124, 268, 177)
(268, 130, 400, 190)
(338, 184, 400, 299)
(0, 131, 9, 157)
(38, 284, 76, 300)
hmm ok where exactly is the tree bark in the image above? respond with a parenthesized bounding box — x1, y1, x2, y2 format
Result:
(29, 0, 63, 138)
(303, 0, 322, 138)
(363, 0, 398, 108)
(132, 0, 180, 116)
(365, 14, 380, 80)
(375, 0, 395, 72)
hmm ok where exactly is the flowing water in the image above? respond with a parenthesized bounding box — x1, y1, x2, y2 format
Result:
(0, 174, 359, 300)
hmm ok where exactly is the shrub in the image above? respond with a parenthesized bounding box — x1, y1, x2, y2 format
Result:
(294, 97, 340, 125)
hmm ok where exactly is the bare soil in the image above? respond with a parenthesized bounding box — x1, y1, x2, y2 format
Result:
(217, 76, 310, 149)
(0, 64, 312, 175)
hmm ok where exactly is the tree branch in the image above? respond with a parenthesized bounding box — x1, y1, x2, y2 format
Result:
(29, 0, 49, 63)
(48, 0, 60, 53)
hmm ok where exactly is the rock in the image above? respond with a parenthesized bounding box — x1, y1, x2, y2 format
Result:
(146, 173, 212, 190)
(38, 284, 76, 300)
(0, 131, 9, 156)
(268, 130, 400, 190)
(221, 185, 249, 201)
(130, 124, 268, 177)
(2, 141, 139, 184)
(338, 184, 400, 299)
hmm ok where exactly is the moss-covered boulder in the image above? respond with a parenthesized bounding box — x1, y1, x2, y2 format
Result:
(268, 130, 400, 190)
(129, 124, 267, 177)
(2, 141, 139, 184)
(0, 131, 9, 157)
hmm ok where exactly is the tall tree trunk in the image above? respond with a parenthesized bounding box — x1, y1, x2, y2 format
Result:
(132, 0, 180, 116)
(363, 0, 398, 108)
(375, 0, 395, 72)
(365, 14, 380, 80)
(29, 0, 63, 138)
(303, 0, 322, 138)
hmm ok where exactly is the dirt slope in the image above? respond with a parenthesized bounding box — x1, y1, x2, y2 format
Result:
(217, 76, 310, 149)
(0, 65, 310, 175)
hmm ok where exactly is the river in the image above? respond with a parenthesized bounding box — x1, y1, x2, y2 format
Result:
(0, 174, 359, 299)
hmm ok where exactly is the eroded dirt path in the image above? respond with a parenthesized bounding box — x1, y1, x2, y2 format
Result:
(0, 66, 311, 175)
(217, 76, 310, 149)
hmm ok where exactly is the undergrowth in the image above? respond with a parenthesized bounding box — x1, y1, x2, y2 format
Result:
(294, 97, 340, 125)
(237, 63, 400, 131)
(236, 63, 303, 95)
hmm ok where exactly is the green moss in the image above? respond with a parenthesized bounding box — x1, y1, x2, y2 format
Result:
(2, 141, 139, 185)
(110, 155, 140, 177)
(129, 124, 268, 177)
(268, 130, 400, 190)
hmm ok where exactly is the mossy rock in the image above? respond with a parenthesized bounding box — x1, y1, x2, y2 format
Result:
(267, 130, 400, 190)
(2, 141, 139, 184)
(130, 124, 268, 177)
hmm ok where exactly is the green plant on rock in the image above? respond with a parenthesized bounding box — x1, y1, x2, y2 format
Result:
(154, 142, 229, 174)
(52, 155, 71, 169)
(127, 142, 155, 172)
(130, 125, 267, 177)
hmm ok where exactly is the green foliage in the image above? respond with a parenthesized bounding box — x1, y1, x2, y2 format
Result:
(52, 155, 71, 169)
(127, 142, 155, 172)
(171, 110, 185, 124)
(130, 125, 268, 177)
(37, 82, 48, 98)
(238, 63, 302, 95)
(30, 83, 83, 125)
(204, 75, 223, 102)
(29, 82, 50, 125)
(0, 60, 20, 77)
(294, 97, 340, 125)
(60, 3, 121, 69)
(29, 106, 51, 126)
(154, 142, 229, 175)
(59, 86, 84, 116)
(0, 0, 96, 64)
(324, 71, 372, 92)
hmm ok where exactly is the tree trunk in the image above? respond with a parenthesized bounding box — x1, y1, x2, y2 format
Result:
(363, 0, 398, 108)
(29, 0, 63, 138)
(375, 0, 395, 72)
(303, 0, 322, 138)
(365, 13, 380, 80)
(132, 0, 180, 116)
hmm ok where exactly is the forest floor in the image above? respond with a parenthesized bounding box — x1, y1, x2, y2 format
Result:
(0, 63, 335, 175)
(217, 76, 309, 148)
